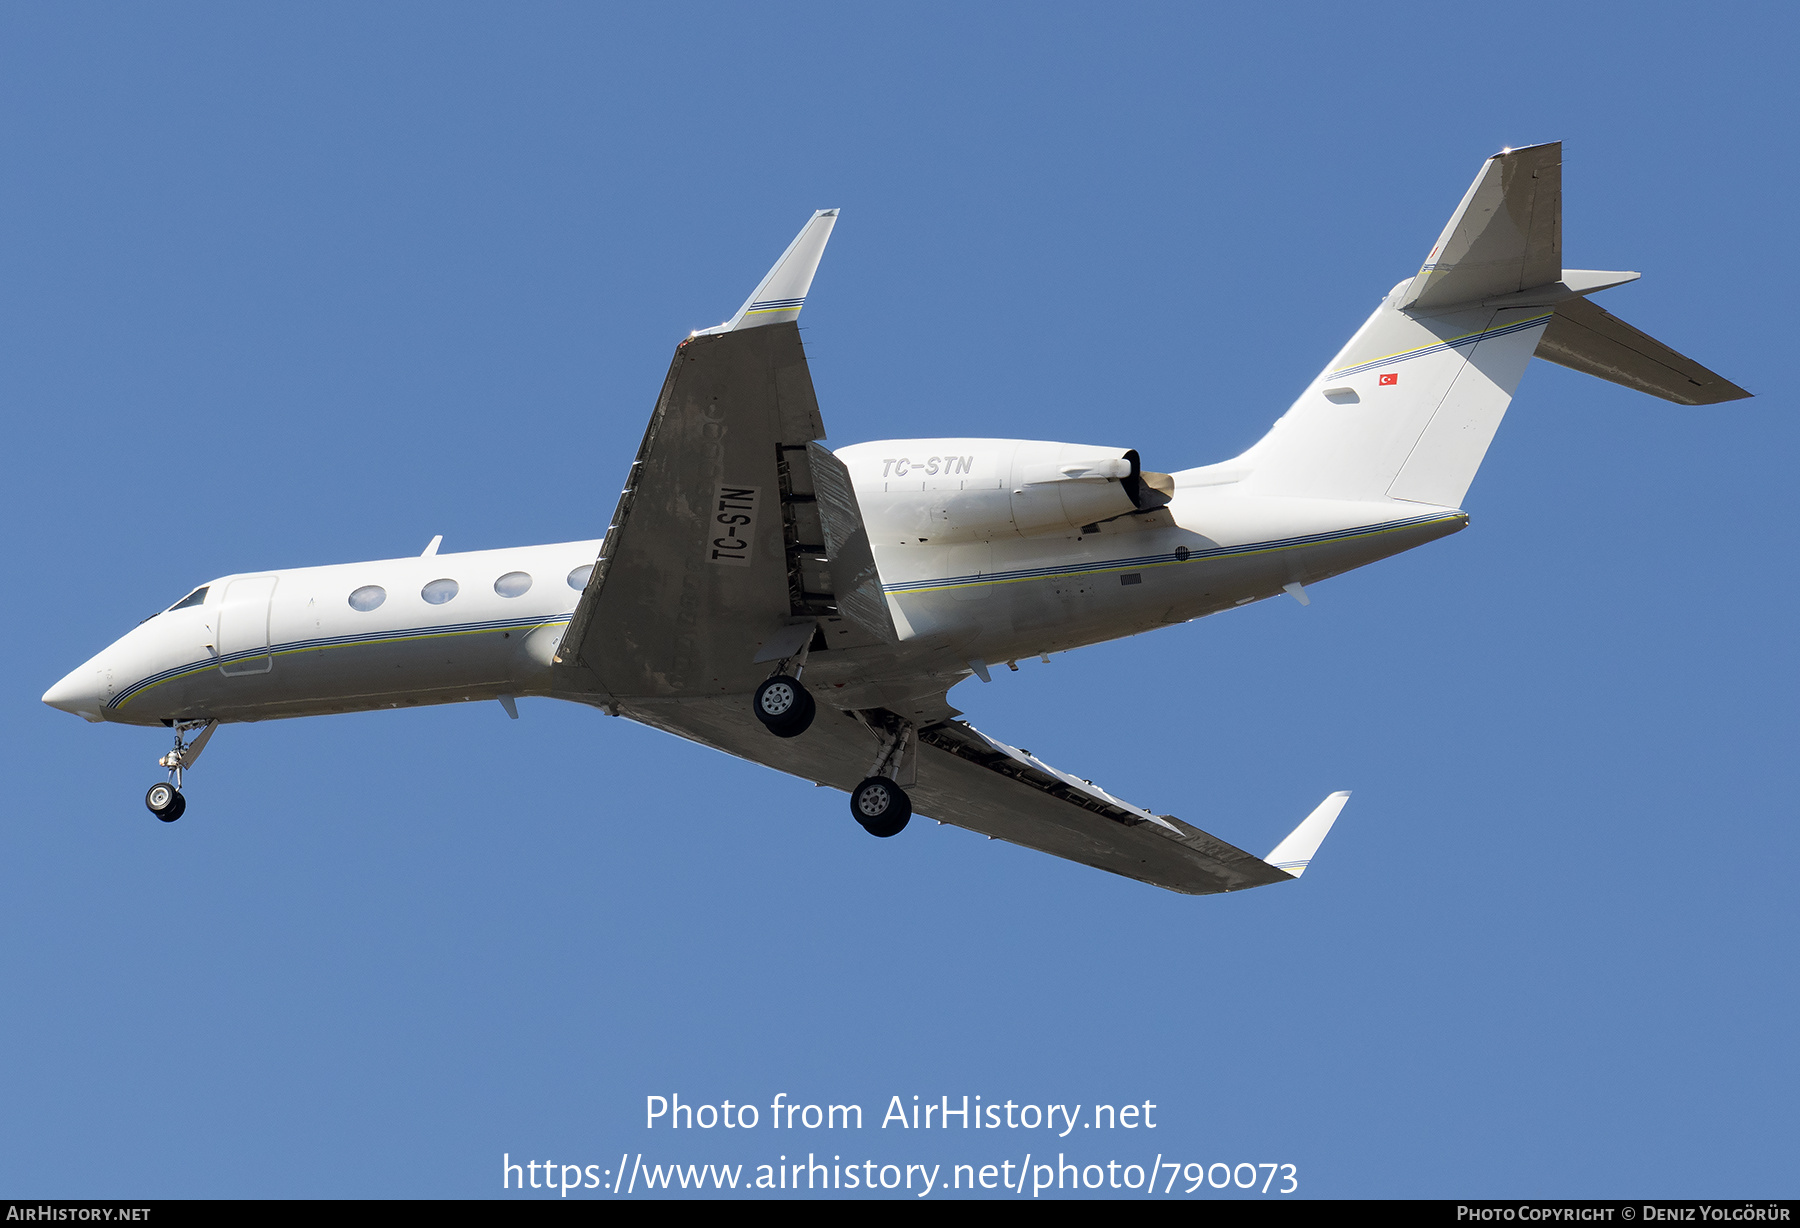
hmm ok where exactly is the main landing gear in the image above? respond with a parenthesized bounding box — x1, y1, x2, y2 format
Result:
(749, 641, 916, 838)
(145, 719, 216, 822)
(849, 712, 915, 838)
(851, 776, 911, 838)
(753, 674, 816, 738)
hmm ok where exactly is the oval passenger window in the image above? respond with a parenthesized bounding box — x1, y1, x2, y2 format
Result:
(422, 578, 459, 605)
(348, 585, 386, 612)
(494, 571, 532, 598)
(567, 564, 594, 590)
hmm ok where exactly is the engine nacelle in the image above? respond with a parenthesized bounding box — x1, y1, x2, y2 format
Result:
(838, 439, 1171, 544)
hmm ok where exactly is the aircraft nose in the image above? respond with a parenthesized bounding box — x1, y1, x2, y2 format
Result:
(42, 665, 106, 722)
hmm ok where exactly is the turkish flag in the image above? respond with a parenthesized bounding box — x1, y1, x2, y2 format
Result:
(1379, 373, 1398, 386)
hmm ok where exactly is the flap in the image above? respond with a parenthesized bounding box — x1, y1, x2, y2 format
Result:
(806, 442, 898, 644)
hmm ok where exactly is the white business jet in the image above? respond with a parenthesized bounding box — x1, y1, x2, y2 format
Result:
(42, 143, 1748, 894)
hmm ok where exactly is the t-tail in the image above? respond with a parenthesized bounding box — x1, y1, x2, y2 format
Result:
(1232, 142, 1750, 507)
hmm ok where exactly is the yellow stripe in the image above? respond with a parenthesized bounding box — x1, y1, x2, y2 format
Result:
(1329, 311, 1554, 375)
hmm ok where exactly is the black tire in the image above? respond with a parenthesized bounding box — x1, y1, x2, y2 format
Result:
(753, 676, 815, 738)
(146, 782, 183, 821)
(850, 776, 912, 838)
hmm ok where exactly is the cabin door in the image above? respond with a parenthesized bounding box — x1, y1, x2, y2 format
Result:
(217, 576, 278, 675)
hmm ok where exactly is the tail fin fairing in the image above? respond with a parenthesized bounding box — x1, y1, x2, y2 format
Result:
(1238, 296, 1552, 505)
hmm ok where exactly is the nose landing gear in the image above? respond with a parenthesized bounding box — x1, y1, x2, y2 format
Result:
(145, 781, 185, 822)
(145, 719, 216, 822)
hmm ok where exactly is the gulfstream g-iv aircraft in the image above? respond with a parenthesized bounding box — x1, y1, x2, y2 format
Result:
(42, 143, 1749, 894)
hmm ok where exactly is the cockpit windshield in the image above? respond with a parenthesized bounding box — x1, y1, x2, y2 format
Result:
(167, 586, 209, 612)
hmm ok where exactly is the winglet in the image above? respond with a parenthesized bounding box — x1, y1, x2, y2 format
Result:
(693, 209, 840, 336)
(1264, 791, 1351, 878)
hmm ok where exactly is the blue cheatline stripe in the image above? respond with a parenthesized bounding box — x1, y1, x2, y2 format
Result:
(1328, 312, 1552, 380)
(745, 297, 805, 313)
(106, 613, 573, 711)
(882, 512, 1463, 595)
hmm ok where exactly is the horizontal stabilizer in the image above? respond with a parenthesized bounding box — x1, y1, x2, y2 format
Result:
(695, 209, 839, 336)
(1400, 143, 1561, 312)
(1264, 791, 1350, 878)
(1535, 296, 1751, 404)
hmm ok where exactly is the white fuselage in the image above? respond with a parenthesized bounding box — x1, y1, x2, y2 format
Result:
(43, 441, 1465, 727)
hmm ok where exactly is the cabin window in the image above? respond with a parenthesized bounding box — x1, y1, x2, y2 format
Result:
(494, 571, 532, 598)
(167, 586, 209, 612)
(422, 578, 459, 605)
(567, 563, 594, 590)
(348, 585, 387, 612)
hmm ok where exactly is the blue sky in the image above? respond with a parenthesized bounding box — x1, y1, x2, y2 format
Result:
(3, 1, 1794, 1199)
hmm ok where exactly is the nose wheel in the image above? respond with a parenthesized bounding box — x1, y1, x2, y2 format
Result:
(145, 782, 186, 822)
(145, 719, 216, 822)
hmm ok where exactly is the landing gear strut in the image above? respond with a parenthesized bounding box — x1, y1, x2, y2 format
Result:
(849, 712, 915, 837)
(753, 630, 818, 738)
(145, 719, 216, 822)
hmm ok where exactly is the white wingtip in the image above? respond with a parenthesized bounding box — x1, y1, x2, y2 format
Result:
(694, 209, 840, 336)
(1264, 790, 1350, 878)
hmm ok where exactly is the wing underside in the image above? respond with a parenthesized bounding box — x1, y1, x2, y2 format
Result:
(555, 321, 893, 697)
(618, 694, 1314, 895)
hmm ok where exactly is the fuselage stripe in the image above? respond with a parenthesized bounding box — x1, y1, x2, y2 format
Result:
(106, 614, 573, 711)
(882, 512, 1462, 595)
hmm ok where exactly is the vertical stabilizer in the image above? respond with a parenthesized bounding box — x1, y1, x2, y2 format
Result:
(1237, 146, 1565, 507)
(1399, 143, 1561, 311)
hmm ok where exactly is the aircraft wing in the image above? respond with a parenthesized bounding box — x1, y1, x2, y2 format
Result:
(556, 210, 896, 699)
(559, 209, 1348, 894)
(617, 693, 1347, 896)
